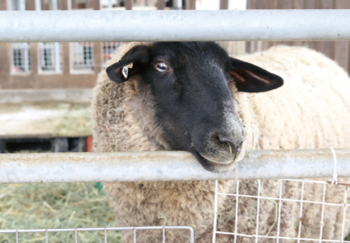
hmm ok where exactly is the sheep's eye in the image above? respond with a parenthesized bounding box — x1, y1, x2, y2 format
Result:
(154, 62, 168, 72)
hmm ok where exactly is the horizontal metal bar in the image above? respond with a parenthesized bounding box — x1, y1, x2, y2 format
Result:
(0, 149, 349, 183)
(218, 192, 347, 207)
(0, 226, 194, 234)
(1, 10, 350, 42)
(216, 232, 350, 243)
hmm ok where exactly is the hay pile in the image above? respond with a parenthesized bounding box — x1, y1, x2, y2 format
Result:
(0, 182, 121, 242)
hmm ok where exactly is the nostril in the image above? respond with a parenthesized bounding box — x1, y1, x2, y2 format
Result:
(212, 134, 227, 146)
(213, 133, 243, 152)
(217, 135, 232, 145)
(217, 134, 235, 147)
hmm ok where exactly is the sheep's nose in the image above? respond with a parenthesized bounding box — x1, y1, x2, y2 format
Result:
(213, 133, 243, 154)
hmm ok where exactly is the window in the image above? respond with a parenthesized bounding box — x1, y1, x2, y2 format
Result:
(102, 42, 123, 68)
(10, 0, 31, 74)
(71, 42, 95, 72)
(39, 43, 62, 73)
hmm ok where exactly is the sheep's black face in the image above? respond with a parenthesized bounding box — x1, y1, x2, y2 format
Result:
(107, 42, 283, 173)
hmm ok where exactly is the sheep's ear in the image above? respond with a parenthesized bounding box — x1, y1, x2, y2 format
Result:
(106, 45, 151, 84)
(230, 57, 283, 93)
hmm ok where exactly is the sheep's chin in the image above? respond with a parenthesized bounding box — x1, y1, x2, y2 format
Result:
(193, 147, 245, 173)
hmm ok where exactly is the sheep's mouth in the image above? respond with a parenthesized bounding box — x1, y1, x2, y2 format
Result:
(192, 150, 239, 173)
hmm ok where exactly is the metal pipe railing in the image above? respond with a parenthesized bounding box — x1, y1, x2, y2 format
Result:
(1, 10, 350, 42)
(0, 149, 349, 184)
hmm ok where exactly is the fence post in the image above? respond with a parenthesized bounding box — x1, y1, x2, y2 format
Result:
(0, 42, 9, 78)
(57, 0, 67, 10)
(93, 1, 102, 73)
(125, 0, 133, 10)
(220, 0, 228, 9)
(27, 0, 36, 10)
(29, 43, 39, 76)
(0, 0, 9, 79)
(87, 0, 100, 10)
(157, 0, 165, 10)
(0, 0, 6, 10)
(185, 0, 196, 9)
(61, 0, 70, 75)
(71, 0, 78, 9)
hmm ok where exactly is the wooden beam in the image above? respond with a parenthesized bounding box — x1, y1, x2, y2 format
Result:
(246, 0, 257, 9)
(304, 0, 315, 9)
(88, 0, 100, 10)
(335, 0, 350, 8)
(94, 43, 102, 73)
(125, 0, 133, 10)
(71, 0, 78, 9)
(58, 0, 69, 10)
(29, 43, 39, 78)
(62, 43, 70, 75)
(257, 0, 275, 9)
(0, 44, 10, 76)
(293, 0, 304, 9)
(185, 0, 196, 10)
(60, 1, 70, 76)
(220, 0, 228, 10)
(0, 0, 7, 10)
(320, 0, 334, 9)
(334, 41, 349, 72)
(277, 1, 292, 9)
(157, 0, 166, 10)
(26, 0, 36, 10)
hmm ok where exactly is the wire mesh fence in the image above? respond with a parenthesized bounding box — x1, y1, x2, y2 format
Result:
(0, 226, 194, 243)
(213, 179, 350, 242)
(2, 179, 348, 242)
(0, 150, 349, 242)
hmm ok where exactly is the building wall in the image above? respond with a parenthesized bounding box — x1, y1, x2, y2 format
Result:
(1, 0, 348, 89)
(0, 0, 168, 89)
(247, 0, 350, 74)
(0, 0, 100, 89)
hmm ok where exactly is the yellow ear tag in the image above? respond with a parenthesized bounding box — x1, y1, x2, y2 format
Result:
(122, 63, 133, 79)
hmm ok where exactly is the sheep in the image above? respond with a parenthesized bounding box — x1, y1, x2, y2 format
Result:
(92, 42, 350, 242)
